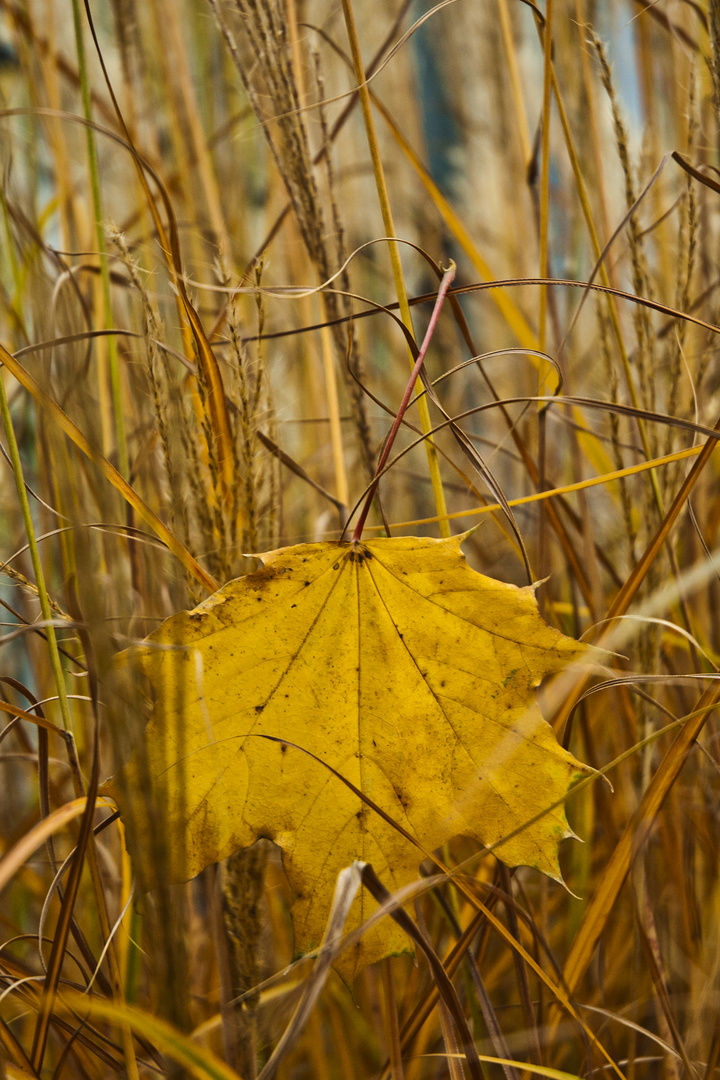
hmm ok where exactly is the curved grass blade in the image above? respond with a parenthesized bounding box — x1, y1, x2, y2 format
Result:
(0, 341, 218, 592)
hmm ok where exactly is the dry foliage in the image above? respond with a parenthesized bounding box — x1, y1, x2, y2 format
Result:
(1, 1, 720, 1078)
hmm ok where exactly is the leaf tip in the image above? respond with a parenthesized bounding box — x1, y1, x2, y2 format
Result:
(455, 524, 482, 545)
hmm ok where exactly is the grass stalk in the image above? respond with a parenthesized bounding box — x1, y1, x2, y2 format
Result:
(497, 0, 532, 167)
(538, 0, 554, 353)
(69, 0, 129, 480)
(320, 309, 350, 509)
(340, 0, 451, 537)
(0, 372, 72, 734)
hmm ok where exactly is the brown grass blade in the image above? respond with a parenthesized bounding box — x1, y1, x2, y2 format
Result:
(560, 689, 720, 1001)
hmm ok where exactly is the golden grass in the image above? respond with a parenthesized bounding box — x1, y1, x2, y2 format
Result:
(1, 0, 720, 1077)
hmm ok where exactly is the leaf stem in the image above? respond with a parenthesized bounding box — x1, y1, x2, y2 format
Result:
(353, 262, 456, 542)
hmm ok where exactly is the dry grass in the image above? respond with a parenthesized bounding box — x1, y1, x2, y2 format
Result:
(1, 0, 720, 1077)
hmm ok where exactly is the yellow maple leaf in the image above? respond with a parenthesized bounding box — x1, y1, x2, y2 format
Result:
(106, 533, 593, 976)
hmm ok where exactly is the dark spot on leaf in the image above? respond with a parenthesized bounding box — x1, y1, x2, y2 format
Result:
(255, 705, 264, 713)
(304, 581, 310, 587)
(372, 739, 377, 747)
(333, 563, 339, 570)
(280, 744, 287, 753)
(250, 569, 278, 589)
(441, 680, 446, 687)
(357, 554, 364, 564)
(291, 604, 297, 609)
